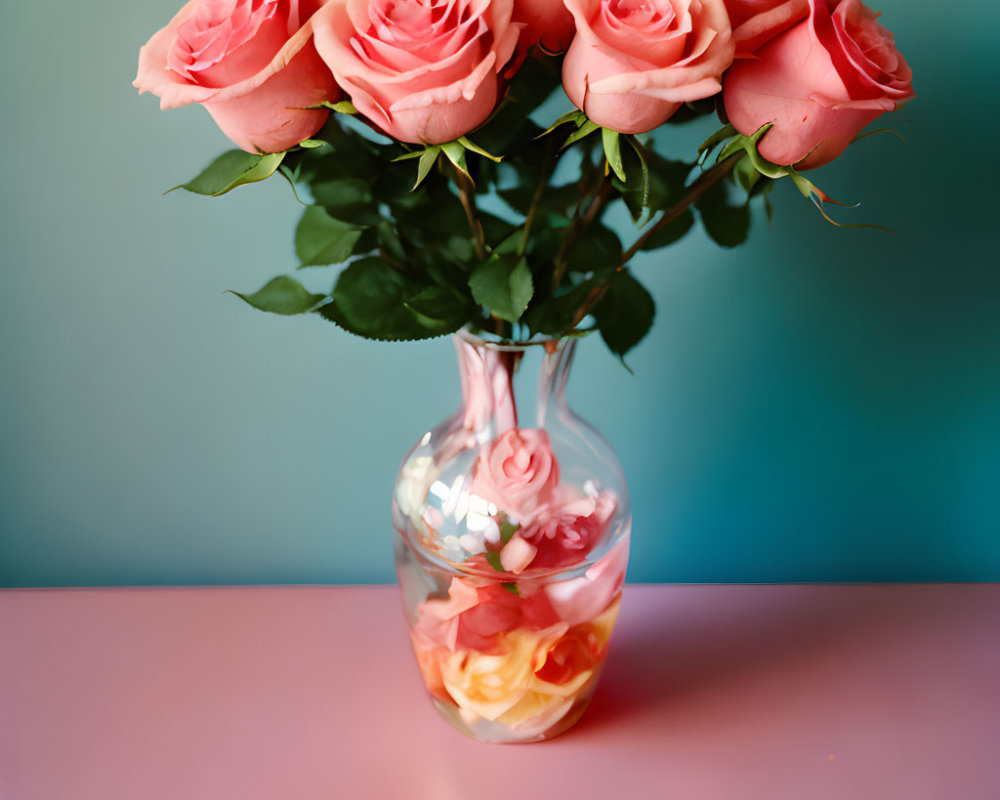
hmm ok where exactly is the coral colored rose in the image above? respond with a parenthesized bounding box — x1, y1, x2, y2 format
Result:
(723, 0, 914, 169)
(519, 486, 617, 569)
(724, 0, 808, 55)
(514, 0, 576, 53)
(533, 625, 601, 685)
(561, 0, 735, 134)
(471, 428, 560, 522)
(532, 597, 618, 683)
(135, 0, 339, 153)
(415, 577, 561, 654)
(312, 0, 521, 144)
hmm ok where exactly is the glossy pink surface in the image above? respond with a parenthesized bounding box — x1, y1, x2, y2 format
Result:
(2, 585, 997, 799)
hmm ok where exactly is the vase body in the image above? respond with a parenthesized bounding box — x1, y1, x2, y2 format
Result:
(392, 330, 631, 743)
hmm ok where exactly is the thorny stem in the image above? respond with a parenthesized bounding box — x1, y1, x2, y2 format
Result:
(453, 166, 487, 261)
(519, 140, 558, 256)
(620, 155, 739, 264)
(550, 170, 613, 295)
(570, 155, 740, 328)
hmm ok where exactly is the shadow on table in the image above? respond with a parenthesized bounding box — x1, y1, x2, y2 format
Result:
(571, 584, 917, 738)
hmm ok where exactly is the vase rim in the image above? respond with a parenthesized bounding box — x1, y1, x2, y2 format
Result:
(456, 325, 590, 352)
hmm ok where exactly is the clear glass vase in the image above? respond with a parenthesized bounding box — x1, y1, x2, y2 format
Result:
(392, 329, 631, 743)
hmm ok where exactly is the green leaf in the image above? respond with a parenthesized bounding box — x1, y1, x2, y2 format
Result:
(403, 285, 470, 324)
(311, 178, 373, 208)
(594, 270, 655, 361)
(230, 276, 325, 316)
(695, 180, 751, 248)
(522, 278, 597, 337)
(565, 225, 622, 274)
(602, 128, 626, 182)
(320, 257, 460, 341)
(501, 582, 521, 596)
(500, 519, 519, 544)
(295, 206, 364, 267)
(485, 552, 505, 572)
(171, 150, 284, 196)
(469, 254, 534, 323)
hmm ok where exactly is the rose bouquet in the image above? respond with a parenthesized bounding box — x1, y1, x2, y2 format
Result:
(136, 0, 913, 358)
(136, 0, 914, 742)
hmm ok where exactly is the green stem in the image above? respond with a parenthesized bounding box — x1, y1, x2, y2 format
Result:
(620, 155, 739, 265)
(550, 170, 613, 295)
(519, 140, 558, 256)
(452, 166, 486, 261)
(570, 156, 741, 328)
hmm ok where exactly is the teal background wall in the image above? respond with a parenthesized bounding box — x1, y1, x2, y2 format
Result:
(1, 1, 997, 586)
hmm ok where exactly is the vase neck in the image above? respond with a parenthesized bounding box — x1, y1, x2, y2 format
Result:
(453, 333, 575, 435)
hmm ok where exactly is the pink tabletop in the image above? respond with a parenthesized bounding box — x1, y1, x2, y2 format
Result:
(1, 584, 998, 800)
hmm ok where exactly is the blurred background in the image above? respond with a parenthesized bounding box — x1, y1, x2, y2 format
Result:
(1, 0, 997, 587)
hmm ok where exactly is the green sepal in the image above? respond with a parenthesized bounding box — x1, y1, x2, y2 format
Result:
(698, 124, 737, 162)
(602, 128, 626, 182)
(229, 275, 326, 316)
(718, 123, 789, 181)
(169, 150, 284, 196)
(313, 100, 358, 115)
(414, 146, 441, 190)
(440, 141, 470, 178)
(562, 119, 600, 149)
(457, 136, 502, 163)
(537, 109, 587, 139)
(501, 582, 521, 596)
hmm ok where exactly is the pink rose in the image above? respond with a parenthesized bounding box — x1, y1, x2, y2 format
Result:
(416, 578, 561, 654)
(513, 0, 576, 53)
(135, 0, 339, 154)
(724, 0, 808, 55)
(312, 0, 521, 144)
(561, 0, 735, 134)
(544, 537, 628, 625)
(471, 428, 560, 522)
(519, 486, 617, 569)
(723, 0, 914, 169)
